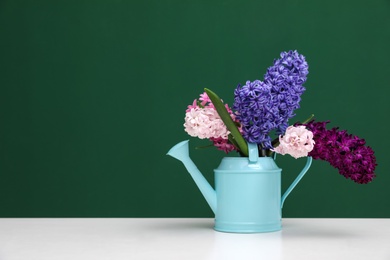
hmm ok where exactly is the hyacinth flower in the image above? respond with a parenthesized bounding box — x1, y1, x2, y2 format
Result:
(273, 125, 315, 159)
(184, 91, 242, 154)
(234, 50, 309, 150)
(301, 120, 377, 184)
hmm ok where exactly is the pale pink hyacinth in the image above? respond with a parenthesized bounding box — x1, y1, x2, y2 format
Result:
(184, 107, 230, 139)
(273, 125, 315, 159)
(184, 92, 238, 153)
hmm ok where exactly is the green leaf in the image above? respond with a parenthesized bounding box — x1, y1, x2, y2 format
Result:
(228, 134, 239, 148)
(204, 88, 248, 156)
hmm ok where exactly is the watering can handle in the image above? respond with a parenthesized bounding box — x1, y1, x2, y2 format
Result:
(248, 143, 259, 163)
(247, 143, 312, 208)
(280, 156, 313, 208)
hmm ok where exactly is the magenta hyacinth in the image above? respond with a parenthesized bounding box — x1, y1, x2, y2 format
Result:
(302, 120, 377, 184)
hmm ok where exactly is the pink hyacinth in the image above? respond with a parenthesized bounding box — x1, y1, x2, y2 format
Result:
(184, 92, 239, 153)
(184, 107, 230, 139)
(273, 125, 315, 159)
(210, 137, 237, 154)
(186, 99, 198, 112)
(199, 92, 212, 107)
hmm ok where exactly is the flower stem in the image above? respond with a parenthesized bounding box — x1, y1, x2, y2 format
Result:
(204, 88, 249, 157)
(301, 114, 315, 124)
(195, 144, 214, 149)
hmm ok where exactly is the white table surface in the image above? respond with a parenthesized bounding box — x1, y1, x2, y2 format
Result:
(0, 218, 389, 260)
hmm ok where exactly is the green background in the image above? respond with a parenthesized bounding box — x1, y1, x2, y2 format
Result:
(0, 1, 389, 217)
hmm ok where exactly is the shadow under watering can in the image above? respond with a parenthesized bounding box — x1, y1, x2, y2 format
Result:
(167, 140, 312, 233)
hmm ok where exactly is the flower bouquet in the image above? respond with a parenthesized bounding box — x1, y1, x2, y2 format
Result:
(184, 50, 376, 184)
(169, 50, 377, 232)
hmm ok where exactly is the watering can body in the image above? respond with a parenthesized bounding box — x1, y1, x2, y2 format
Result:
(167, 140, 312, 233)
(214, 157, 282, 232)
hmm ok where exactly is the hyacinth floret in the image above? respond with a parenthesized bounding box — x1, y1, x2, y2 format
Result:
(234, 50, 309, 148)
(302, 120, 377, 184)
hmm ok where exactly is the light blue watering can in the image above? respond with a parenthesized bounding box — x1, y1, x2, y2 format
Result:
(167, 140, 312, 233)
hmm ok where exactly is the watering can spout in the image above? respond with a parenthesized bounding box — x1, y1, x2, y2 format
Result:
(167, 140, 217, 214)
(166, 140, 190, 162)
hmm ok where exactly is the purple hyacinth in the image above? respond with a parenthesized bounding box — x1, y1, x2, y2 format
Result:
(302, 120, 377, 184)
(234, 50, 309, 148)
